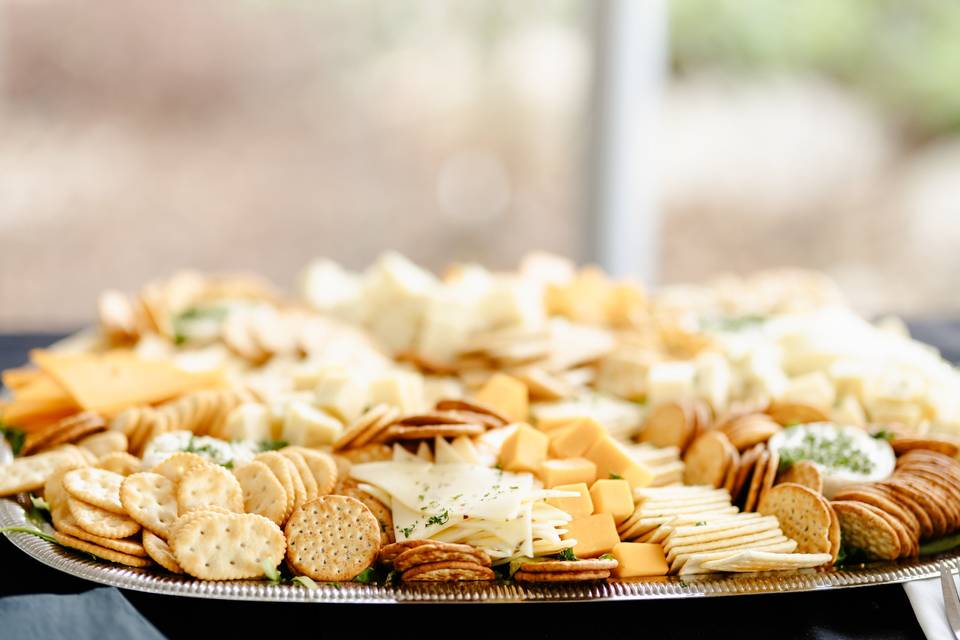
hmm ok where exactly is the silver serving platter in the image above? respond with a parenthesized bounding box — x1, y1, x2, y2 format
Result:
(2, 495, 958, 603)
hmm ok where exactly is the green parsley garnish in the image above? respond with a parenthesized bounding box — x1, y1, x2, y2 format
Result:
(920, 532, 960, 556)
(353, 567, 376, 584)
(262, 559, 281, 584)
(291, 575, 319, 589)
(0, 424, 26, 457)
(609, 472, 623, 480)
(399, 525, 415, 538)
(700, 314, 768, 333)
(257, 440, 288, 452)
(777, 430, 875, 475)
(425, 510, 450, 527)
(695, 521, 707, 526)
(556, 547, 577, 561)
(871, 429, 895, 442)
(0, 526, 57, 544)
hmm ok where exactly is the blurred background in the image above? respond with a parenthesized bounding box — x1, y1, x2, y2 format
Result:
(1, 0, 959, 330)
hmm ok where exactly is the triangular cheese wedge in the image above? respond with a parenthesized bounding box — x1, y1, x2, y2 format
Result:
(31, 349, 225, 416)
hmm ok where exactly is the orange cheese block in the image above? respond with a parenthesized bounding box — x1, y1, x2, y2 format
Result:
(499, 424, 548, 474)
(31, 349, 225, 416)
(611, 542, 668, 578)
(1, 367, 44, 390)
(546, 482, 594, 519)
(1, 372, 80, 427)
(562, 513, 620, 558)
(474, 373, 529, 423)
(589, 479, 634, 523)
(584, 436, 654, 490)
(548, 418, 604, 458)
(539, 458, 597, 488)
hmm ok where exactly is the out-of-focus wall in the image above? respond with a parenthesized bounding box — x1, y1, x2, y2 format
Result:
(0, 0, 588, 329)
(2, 0, 960, 330)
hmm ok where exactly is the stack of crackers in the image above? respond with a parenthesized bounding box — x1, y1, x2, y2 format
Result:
(380, 540, 495, 582)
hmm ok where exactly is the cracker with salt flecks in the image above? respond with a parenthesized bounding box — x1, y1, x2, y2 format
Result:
(683, 431, 733, 488)
(334, 404, 396, 450)
(518, 558, 616, 573)
(338, 443, 393, 464)
(96, 452, 142, 476)
(434, 399, 509, 426)
(379, 539, 433, 565)
(730, 443, 763, 502)
(700, 550, 832, 572)
(171, 511, 285, 580)
(169, 506, 234, 541)
(285, 495, 380, 581)
(292, 448, 338, 496)
(151, 452, 211, 484)
(778, 460, 823, 494)
(402, 561, 496, 582)
(44, 463, 86, 529)
(54, 531, 152, 568)
(253, 451, 296, 515)
(234, 461, 289, 526)
(757, 483, 831, 554)
(891, 437, 960, 458)
(878, 482, 934, 540)
(67, 495, 141, 539)
(63, 467, 126, 514)
(340, 486, 395, 544)
(379, 423, 484, 442)
(513, 569, 608, 583)
(392, 541, 491, 572)
(0, 449, 81, 497)
(120, 472, 179, 538)
(831, 500, 901, 560)
(142, 530, 183, 574)
(861, 501, 914, 558)
(177, 463, 244, 514)
(55, 515, 147, 556)
(77, 431, 128, 458)
(834, 487, 920, 542)
(743, 450, 770, 512)
(281, 449, 319, 501)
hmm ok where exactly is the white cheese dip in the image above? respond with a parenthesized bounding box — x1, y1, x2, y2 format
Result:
(767, 423, 895, 499)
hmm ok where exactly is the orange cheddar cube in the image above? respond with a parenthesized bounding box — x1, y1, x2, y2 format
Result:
(498, 423, 548, 473)
(611, 542, 668, 578)
(548, 418, 604, 458)
(562, 513, 620, 558)
(474, 373, 529, 423)
(546, 482, 594, 518)
(584, 436, 654, 490)
(536, 416, 579, 432)
(589, 479, 634, 523)
(539, 458, 597, 488)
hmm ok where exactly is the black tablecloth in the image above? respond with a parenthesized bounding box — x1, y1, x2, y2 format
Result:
(2, 331, 943, 640)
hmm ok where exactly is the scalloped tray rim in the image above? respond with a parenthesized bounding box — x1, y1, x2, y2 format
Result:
(3, 497, 958, 604)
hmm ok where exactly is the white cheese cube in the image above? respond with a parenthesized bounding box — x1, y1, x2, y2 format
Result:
(314, 369, 367, 424)
(647, 361, 697, 406)
(222, 404, 273, 442)
(694, 351, 732, 412)
(281, 401, 343, 447)
(781, 371, 836, 410)
(368, 370, 425, 414)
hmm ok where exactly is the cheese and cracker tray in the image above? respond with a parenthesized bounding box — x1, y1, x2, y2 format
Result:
(3, 252, 960, 601)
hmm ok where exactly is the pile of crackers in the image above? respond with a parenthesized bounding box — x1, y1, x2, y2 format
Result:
(334, 399, 508, 450)
(379, 540, 495, 582)
(832, 446, 960, 561)
(618, 485, 833, 574)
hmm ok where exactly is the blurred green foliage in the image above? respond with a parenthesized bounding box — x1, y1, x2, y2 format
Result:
(670, 0, 960, 137)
